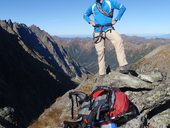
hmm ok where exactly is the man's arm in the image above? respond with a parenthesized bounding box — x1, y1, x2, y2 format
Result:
(110, 0, 126, 21)
(83, 5, 95, 26)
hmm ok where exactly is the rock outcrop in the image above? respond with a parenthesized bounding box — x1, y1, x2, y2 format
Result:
(29, 44, 170, 128)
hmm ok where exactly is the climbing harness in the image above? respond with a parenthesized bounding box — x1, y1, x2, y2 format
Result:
(93, 23, 114, 44)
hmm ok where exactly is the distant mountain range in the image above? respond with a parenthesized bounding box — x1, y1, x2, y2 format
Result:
(154, 34, 170, 39)
(127, 34, 170, 39)
(53, 34, 170, 73)
(57, 33, 170, 39)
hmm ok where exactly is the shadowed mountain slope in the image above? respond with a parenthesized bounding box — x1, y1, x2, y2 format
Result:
(0, 20, 85, 128)
(0, 20, 87, 78)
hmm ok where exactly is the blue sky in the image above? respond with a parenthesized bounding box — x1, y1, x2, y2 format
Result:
(0, 0, 170, 37)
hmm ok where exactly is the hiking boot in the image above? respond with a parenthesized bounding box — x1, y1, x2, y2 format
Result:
(118, 65, 129, 74)
(106, 65, 111, 74)
(99, 74, 106, 79)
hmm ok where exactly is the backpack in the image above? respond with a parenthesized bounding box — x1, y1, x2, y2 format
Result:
(65, 86, 132, 128)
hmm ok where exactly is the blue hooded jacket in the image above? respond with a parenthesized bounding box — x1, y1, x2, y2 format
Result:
(83, 0, 126, 32)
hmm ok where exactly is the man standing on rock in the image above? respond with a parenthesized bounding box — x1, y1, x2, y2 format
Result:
(83, 0, 128, 77)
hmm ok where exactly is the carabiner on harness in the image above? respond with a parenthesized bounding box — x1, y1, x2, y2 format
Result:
(93, 23, 113, 44)
(93, 32, 106, 44)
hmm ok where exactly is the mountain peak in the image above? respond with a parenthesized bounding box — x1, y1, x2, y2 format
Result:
(30, 24, 42, 32)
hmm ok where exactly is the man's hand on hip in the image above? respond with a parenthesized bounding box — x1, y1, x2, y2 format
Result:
(89, 20, 95, 26)
(112, 19, 117, 25)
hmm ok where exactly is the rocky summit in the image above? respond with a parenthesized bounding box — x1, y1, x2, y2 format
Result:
(29, 45, 170, 128)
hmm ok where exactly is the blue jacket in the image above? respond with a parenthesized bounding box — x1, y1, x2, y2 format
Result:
(83, 0, 126, 32)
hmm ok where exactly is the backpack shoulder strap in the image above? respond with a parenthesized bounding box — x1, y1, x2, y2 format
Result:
(92, 3, 96, 14)
(69, 91, 89, 119)
(105, 0, 112, 11)
(96, 1, 113, 18)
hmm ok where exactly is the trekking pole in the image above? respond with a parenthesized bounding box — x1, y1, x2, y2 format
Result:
(92, 111, 134, 127)
(69, 92, 74, 119)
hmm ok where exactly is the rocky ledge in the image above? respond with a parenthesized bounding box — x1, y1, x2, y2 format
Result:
(29, 70, 170, 128)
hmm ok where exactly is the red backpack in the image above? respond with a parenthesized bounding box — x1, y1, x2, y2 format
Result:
(110, 90, 129, 117)
(66, 86, 130, 128)
(91, 86, 129, 117)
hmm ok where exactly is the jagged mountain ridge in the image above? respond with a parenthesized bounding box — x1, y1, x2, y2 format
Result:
(0, 19, 88, 128)
(53, 35, 170, 73)
(0, 19, 86, 78)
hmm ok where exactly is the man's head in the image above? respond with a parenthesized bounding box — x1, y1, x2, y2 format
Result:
(96, 0, 102, 3)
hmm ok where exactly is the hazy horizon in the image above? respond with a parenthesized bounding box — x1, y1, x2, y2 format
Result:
(55, 33, 170, 39)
